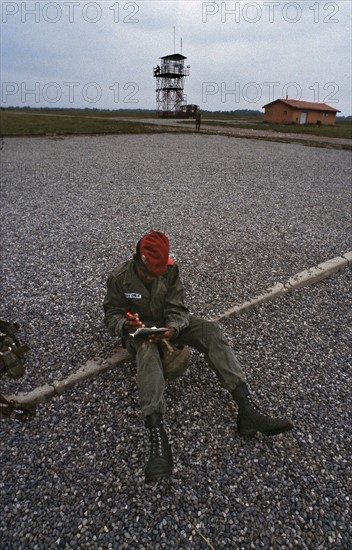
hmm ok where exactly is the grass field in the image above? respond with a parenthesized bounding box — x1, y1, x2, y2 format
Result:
(179, 112, 352, 139)
(1, 108, 351, 140)
(0, 110, 160, 136)
(200, 117, 352, 139)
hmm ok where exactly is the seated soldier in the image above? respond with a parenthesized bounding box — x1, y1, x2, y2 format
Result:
(103, 231, 293, 483)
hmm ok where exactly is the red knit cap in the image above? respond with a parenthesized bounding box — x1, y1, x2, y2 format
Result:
(139, 231, 170, 275)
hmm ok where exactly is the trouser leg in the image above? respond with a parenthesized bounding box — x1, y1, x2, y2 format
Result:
(125, 338, 166, 418)
(175, 317, 293, 437)
(174, 316, 246, 391)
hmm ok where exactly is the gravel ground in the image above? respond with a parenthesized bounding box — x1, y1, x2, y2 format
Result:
(1, 134, 351, 548)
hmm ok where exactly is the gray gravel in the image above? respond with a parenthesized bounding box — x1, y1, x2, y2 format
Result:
(1, 134, 351, 548)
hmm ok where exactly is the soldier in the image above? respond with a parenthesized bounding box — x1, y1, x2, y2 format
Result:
(103, 231, 293, 483)
(195, 109, 201, 130)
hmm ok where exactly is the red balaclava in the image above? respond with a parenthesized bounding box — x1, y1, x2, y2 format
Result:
(139, 231, 170, 275)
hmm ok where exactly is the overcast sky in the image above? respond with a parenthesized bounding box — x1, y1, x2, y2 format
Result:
(1, 0, 351, 115)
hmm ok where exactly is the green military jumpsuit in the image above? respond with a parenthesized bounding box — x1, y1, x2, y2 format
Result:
(103, 259, 246, 417)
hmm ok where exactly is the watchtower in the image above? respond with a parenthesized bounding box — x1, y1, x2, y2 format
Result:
(153, 53, 190, 117)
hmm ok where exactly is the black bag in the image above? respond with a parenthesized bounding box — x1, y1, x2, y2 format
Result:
(0, 319, 29, 379)
(0, 319, 35, 420)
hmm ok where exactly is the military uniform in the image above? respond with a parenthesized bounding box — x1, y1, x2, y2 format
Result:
(104, 232, 292, 484)
(103, 259, 246, 417)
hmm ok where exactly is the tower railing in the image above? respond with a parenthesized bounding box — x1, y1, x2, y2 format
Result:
(153, 65, 190, 77)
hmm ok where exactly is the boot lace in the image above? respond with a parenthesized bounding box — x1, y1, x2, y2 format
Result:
(150, 427, 164, 458)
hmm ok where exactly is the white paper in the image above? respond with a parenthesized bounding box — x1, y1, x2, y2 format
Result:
(129, 327, 168, 337)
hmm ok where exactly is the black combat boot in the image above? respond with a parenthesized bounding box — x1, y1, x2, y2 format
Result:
(232, 382, 293, 437)
(144, 412, 173, 483)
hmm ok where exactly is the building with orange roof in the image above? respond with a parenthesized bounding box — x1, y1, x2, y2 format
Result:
(262, 99, 340, 125)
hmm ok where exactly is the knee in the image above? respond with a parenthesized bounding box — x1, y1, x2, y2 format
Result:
(136, 340, 161, 361)
(205, 320, 223, 340)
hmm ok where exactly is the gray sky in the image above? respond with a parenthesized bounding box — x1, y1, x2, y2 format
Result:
(1, 0, 351, 115)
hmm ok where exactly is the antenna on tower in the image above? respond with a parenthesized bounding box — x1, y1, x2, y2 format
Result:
(180, 38, 182, 54)
(173, 26, 176, 53)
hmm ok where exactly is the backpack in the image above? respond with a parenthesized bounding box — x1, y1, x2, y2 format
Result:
(0, 319, 29, 379)
(0, 319, 35, 420)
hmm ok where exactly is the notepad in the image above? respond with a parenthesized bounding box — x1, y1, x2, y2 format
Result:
(129, 327, 168, 337)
